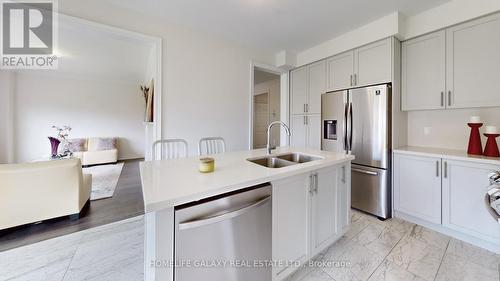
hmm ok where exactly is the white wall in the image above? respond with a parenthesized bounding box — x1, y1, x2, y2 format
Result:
(294, 0, 500, 67)
(0, 72, 15, 164)
(14, 73, 145, 162)
(58, 1, 274, 156)
(401, 0, 500, 40)
(254, 78, 280, 147)
(296, 12, 401, 66)
(408, 108, 500, 151)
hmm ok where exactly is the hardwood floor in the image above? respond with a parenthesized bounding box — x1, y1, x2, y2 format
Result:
(0, 159, 144, 252)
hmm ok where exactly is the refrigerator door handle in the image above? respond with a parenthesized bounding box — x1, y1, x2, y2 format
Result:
(348, 102, 353, 151)
(344, 102, 349, 151)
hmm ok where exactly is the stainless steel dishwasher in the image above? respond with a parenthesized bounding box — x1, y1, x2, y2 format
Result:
(174, 184, 272, 281)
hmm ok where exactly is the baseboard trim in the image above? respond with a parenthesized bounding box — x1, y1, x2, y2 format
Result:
(395, 211, 500, 254)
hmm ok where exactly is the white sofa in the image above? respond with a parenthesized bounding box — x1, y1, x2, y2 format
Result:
(0, 158, 91, 230)
(71, 138, 118, 166)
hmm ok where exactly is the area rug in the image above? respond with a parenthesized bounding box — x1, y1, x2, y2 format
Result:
(83, 162, 124, 200)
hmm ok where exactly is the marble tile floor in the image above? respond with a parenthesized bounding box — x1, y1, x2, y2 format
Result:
(0, 216, 144, 281)
(0, 210, 498, 281)
(287, 210, 500, 281)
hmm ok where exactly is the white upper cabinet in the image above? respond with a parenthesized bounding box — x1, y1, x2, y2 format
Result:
(354, 38, 392, 87)
(308, 61, 326, 114)
(446, 13, 500, 109)
(290, 67, 308, 115)
(402, 13, 500, 110)
(402, 31, 446, 111)
(394, 154, 442, 224)
(327, 51, 354, 92)
(327, 38, 392, 92)
(442, 160, 500, 244)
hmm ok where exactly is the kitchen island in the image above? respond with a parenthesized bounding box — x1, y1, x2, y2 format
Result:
(140, 147, 354, 281)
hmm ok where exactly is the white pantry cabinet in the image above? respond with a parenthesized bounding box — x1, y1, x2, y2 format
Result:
(290, 67, 308, 115)
(326, 38, 392, 92)
(290, 61, 326, 115)
(402, 13, 500, 110)
(272, 164, 350, 281)
(442, 159, 500, 244)
(290, 115, 321, 150)
(394, 154, 442, 224)
(402, 30, 446, 110)
(306, 115, 321, 150)
(290, 115, 307, 148)
(446, 13, 500, 109)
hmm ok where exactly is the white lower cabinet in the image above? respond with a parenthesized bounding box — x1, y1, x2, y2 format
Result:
(290, 115, 321, 150)
(394, 154, 442, 224)
(394, 152, 500, 252)
(442, 159, 500, 244)
(272, 164, 350, 281)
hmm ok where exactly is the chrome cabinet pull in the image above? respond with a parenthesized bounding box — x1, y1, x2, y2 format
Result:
(309, 174, 314, 194)
(314, 173, 319, 193)
(305, 116, 308, 125)
(441, 92, 444, 107)
(303, 104, 306, 113)
(444, 161, 448, 178)
(305, 104, 309, 113)
(448, 91, 452, 106)
(341, 166, 346, 184)
(350, 75, 353, 86)
(436, 161, 440, 177)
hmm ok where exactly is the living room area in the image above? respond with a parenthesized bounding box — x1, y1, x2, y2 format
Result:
(0, 14, 160, 251)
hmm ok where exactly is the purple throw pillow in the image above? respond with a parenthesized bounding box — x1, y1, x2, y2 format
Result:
(95, 138, 117, 151)
(66, 138, 86, 152)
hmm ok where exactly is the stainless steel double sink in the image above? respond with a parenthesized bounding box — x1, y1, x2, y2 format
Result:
(247, 153, 323, 168)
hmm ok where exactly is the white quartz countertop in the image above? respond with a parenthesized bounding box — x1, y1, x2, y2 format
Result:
(394, 146, 500, 166)
(140, 147, 354, 212)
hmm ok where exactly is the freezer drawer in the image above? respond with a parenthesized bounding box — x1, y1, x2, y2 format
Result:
(351, 164, 390, 219)
(174, 185, 272, 281)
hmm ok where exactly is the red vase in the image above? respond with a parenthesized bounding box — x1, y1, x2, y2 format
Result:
(467, 123, 483, 155)
(483, 133, 500, 158)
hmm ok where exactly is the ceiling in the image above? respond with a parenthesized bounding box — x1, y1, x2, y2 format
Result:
(103, 0, 450, 53)
(19, 16, 155, 82)
(254, 69, 279, 84)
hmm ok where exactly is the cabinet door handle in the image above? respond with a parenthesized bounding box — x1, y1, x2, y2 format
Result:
(350, 75, 353, 86)
(305, 116, 308, 125)
(314, 173, 319, 193)
(341, 166, 346, 184)
(441, 92, 444, 107)
(309, 174, 314, 194)
(436, 161, 440, 177)
(303, 104, 306, 113)
(448, 91, 452, 107)
(306, 104, 309, 113)
(444, 161, 448, 178)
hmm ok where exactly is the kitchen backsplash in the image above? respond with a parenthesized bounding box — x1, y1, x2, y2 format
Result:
(407, 107, 500, 151)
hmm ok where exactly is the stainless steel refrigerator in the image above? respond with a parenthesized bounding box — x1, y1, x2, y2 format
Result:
(321, 84, 391, 219)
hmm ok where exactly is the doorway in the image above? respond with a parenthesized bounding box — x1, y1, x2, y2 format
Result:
(252, 68, 281, 149)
